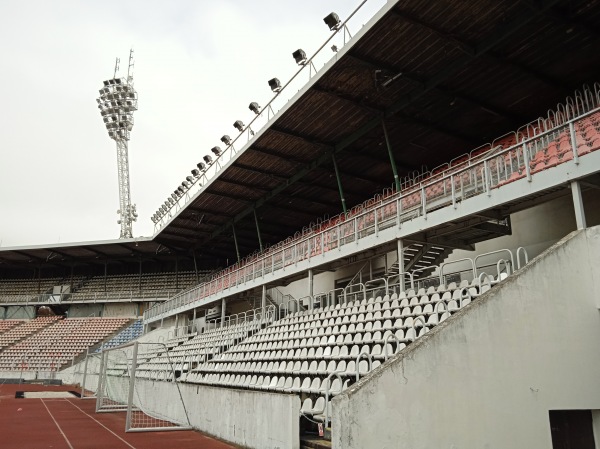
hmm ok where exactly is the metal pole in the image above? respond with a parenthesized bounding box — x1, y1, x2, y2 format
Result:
(308, 269, 314, 301)
(95, 351, 106, 412)
(382, 119, 401, 192)
(571, 181, 587, 230)
(232, 223, 241, 262)
(221, 298, 226, 327)
(125, 342, 139, 432)
(81, 351, 89, 399)
(331, 154, 347, 215)
(253, 210, 263, 251)
(261, 285, 267, 317)
(192, 250, 199, 283)
(397, 239, 405, 292)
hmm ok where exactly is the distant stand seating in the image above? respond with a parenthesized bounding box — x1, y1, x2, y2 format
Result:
(96, 320, 143, 352)
(70, 271, 203, 301)
(0, 317, 130, 373)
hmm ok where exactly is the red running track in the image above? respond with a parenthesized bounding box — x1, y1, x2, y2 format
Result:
(0, 383, 238, 449)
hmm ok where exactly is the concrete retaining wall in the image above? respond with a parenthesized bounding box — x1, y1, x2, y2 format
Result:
(332, 226, 600, 449)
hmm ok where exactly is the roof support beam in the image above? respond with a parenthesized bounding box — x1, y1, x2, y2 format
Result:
(232, 223, 241, 262)
(253, 210, 263, 252)
(331, 154, 347, 215)
(382, 118, 400, 192)
(204, 2, 559, 245)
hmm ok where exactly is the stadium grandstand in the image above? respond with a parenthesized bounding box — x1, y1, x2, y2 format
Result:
(1, 0, 600, 448)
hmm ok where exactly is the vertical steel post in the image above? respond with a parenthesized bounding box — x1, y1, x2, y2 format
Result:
(261, 285, 267, 317)
(571, 180, 587, 229)
(221, 298, 226, 327)
(397, 239, 405, 292)
(382, 119, 401, 192)
(331, 154, 347, 215)
(125, 342, 139, 432)
(232, 223, 241, 262)
(308, 269, 314, 303)
(253, 210, 263, 252)
(95, 350, 106, 412)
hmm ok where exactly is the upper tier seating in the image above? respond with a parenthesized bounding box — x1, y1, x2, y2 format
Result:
(70, 271, 201, 301)
(0, 277, 63, 302)
(145, 89, 600, 322)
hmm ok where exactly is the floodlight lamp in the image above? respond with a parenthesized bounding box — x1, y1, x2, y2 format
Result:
(221, 133, 232, 144)
(168, 198, 175, 205)
(249, 102, 261, 115)
(182, 180, 190, 188)
(103, 80, 109, 86)
(186, 175, 194, 183)
(212, 146, 222, 156)
(268, 78, 282, 92)
(203, 155, 213, 164)
(191, 168, 200, 177)
(324, 12, 341, 31)
(197, 162, 206, 171)
(177, 186, 185, 194)
(233, 121, 245, 132)
(293, 49, 307, 65)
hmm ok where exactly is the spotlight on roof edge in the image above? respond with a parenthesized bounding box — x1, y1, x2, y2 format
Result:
(249, 102, 261, 115)
(324, 12, 341, 31)
(233, 120, 245, 132)
(212, 146, 223, 156)
(185, 175, 194, 183)
(197, 161, 206, 171)
(191, 168, 200, 177)
(203, 155, 213, 164)
(293, 49, 307, 65)
(268, 78, 282, 93)
(221, 134, 232, 145)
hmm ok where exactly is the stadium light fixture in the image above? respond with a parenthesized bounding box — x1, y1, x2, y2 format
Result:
(220, 134, 232, 145)
(197, 161, 206, 171)
(191, 168, 200, 177)
(293, 49, 307, 65)
(203, 155, 213, 165)
(268, 78, 282, 93)
(171, 193, 178, 200)
(324, 12, 341, 31)
(185, 175, 194, 183)
(212, 146, 223, 156)
(96, 50, 139, 239)
(249, 102, 261, 115)
(233, 120, 245, 132)
(177, 186, 185, 194)
(182, 180, 190, 189)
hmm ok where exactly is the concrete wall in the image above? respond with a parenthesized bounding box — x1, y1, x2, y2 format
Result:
(68, 304, 103, 317)
(333, 225, 600, 449)
(103, 303, 138, 317)
(136, 380, 300, 449)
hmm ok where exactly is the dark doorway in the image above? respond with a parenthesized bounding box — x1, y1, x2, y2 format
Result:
(549, 410, 596, 449)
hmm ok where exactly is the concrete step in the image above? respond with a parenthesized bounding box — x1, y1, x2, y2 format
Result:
(301, 435, 332, 449)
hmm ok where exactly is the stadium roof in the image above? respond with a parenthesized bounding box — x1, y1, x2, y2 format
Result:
(3, 0, 600, 269)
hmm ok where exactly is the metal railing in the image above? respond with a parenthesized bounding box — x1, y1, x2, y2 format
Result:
(145, 89, 600, 322)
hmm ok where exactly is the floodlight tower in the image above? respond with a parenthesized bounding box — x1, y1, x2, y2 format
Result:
(96, 50, 139, 239)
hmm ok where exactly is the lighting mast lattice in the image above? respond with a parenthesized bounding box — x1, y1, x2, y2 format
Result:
(96, 50, 139, 239)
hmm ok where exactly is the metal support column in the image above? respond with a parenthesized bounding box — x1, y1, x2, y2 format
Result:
(397, 239, 405, 292)
(192, 250, 199, 282)
(308, 269, 314, 303)
(382, 119, 401, 192)
(571, 181, 587, 230)
(331, 154, 347, 215)
(232, 223, 241, 262)
(220, 298, 226, 327)
(253, 210, 263, 251)
(261, 285, 267, 317)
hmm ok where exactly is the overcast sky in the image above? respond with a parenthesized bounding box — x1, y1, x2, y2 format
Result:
(0, 0, 386, 248)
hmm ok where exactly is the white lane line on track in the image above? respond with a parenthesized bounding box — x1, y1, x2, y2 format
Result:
(41, 398, 75, 449)
(65, 399, 137, 449)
